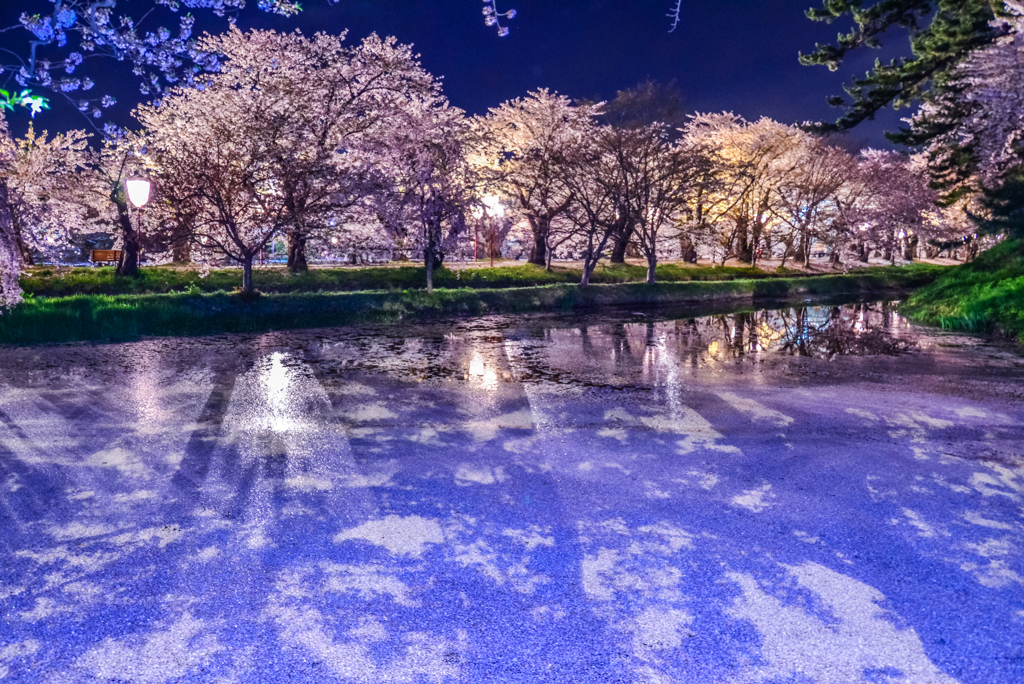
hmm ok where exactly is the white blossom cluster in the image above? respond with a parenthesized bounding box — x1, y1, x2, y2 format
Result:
(0, 109, 116, 310)
(3, 0, 310, 128)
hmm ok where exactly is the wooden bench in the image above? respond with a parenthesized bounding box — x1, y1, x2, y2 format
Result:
(90, 249, 122, 264)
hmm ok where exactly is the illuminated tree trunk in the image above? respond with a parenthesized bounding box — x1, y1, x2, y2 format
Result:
(579, 262, 592, 287)
(424, 220, 445, 293)
(609, 225, 635, 264)
(854, 241, 868, 262)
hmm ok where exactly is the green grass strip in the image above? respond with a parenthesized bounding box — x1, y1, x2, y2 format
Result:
(902, 239, 1024, 343)
(0, 269, 940, 345)
(19, 261, 943, 297)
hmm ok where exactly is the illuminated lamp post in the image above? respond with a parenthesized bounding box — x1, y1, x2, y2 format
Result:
(480, 194, 505, 267)
(471, 205, 482, 262)
(126, 178, 150, 264)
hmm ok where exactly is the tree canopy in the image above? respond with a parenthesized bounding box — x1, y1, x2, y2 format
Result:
(801, 0, 1003, 138)
(803, 1, 1024, 235)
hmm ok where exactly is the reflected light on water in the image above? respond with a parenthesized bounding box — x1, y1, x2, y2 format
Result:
(467, 352, 499, 391)
(128, 357, 166, 425)
(262, 352, 303, 431)
(757, 323, 783, 346)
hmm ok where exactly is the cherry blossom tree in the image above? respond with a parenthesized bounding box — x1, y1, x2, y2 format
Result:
(601, 123, 704, 283)
(2, 1, 523, 134)
(770, 138, 857, 267)
(0, 0, 305, 129)
(682, 113, 804, 266)
(135, 69, 293, 295)
(558, 127, 625, 287)
(476, 89, 601, 267)
(0, 122, 93, 266)
(797, 1, 1024, 246)
(846, 150, 937, 263)
(0, 110, 105, 310)
(908, 2, 1024, 232)
(369, 97, 475, 293)
(197, 28, 440, 273)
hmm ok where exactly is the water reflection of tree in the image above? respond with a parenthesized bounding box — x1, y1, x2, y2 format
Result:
(657, 302, 916, 366)
(760, 302, 915, 359)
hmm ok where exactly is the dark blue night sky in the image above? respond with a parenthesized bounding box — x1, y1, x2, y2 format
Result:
(0, 1, 908, 146)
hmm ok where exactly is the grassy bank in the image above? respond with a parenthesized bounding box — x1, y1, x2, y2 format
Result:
(1, 268, 940, 344)
(19, 260, 934, 297)
(902, 238, 1024, 342)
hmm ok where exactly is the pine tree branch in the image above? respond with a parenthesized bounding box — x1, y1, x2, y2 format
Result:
(801, 0, 1000, 135)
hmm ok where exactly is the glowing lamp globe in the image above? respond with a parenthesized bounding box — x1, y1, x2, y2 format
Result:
(481, 194, 505, 218)
(126, 179, 151, 208)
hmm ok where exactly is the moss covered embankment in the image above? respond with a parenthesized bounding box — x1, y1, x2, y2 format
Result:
(0, 267, 940, 344)
(902, 239, 1024, 343)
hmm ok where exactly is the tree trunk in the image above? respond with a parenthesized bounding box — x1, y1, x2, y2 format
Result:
(734, 219, 752, 263)
(425, 247, 434, 294)
(9, 207, 33, 266)
(172, 231, 191, 264)
(646, 253, 657, 284)
(679, 235, 697, 264)
(0, 179, 23, 307)
(113, 193, 140, 277)
(242, 255, 254, 294)
(903, 235, 918, 261)
(580, 261, 593, 287)
(528, 217, 549, 266)
(609, 225, 634, 264)
(425, 230, 435, 293)
(286, 230, 309, 273)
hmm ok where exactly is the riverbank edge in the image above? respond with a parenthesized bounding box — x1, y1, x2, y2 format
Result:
(901, 239, 1024, 343)
(0, 269, 940, 344)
